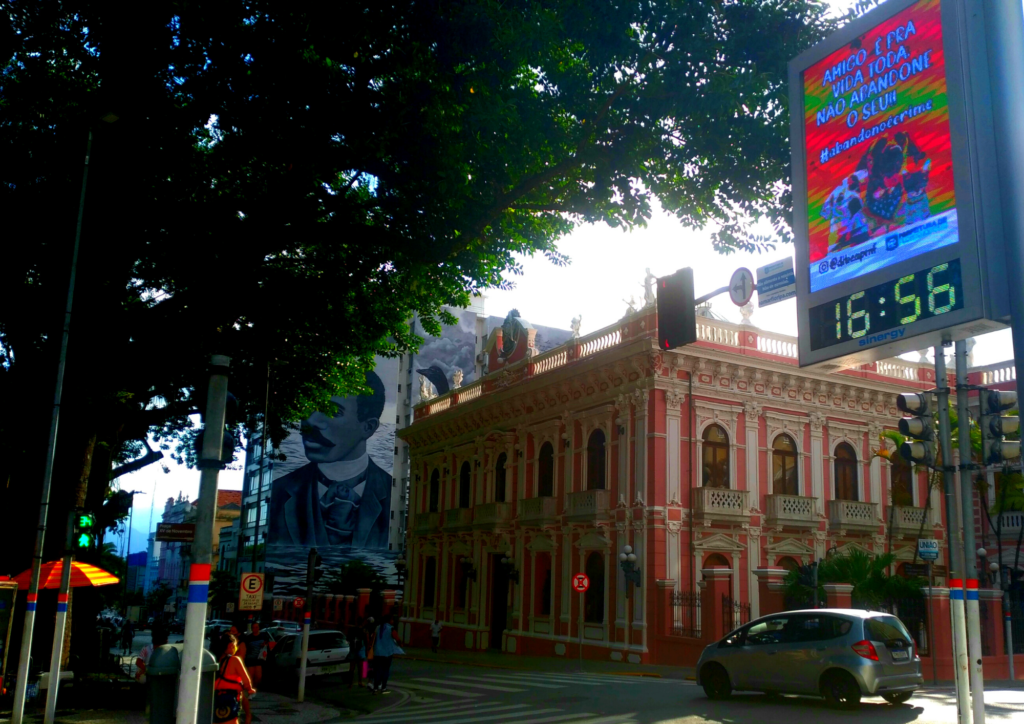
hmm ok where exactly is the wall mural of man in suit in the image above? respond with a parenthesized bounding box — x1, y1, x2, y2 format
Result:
(268, 371, 391, 549)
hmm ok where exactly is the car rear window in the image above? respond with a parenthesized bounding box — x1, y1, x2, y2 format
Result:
(865, 615, 913, 645)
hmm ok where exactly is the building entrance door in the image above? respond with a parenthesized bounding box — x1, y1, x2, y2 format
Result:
(489, 554, 508, 650)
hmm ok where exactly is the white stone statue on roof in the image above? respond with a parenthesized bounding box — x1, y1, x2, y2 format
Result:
(570, 315, 582, 340)
(622, 295, 638, 318)
(452, 368, 464, 388)
(642, 268, 656, 307)
(419, 374, 435, 401)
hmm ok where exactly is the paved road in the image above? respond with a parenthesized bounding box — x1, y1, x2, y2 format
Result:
(350, 659, 1024, 724)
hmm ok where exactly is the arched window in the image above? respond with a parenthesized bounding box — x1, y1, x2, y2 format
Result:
(772, 434, 799, 495)
(423, 557, 437, 608)
(538, 442, 554, 497)
(459, 461, 472, 508)
(495, 452, 508, 503)
(704, 552, 730, 569)
(777, 556, 800, 573)
(584, 552, 605, 623)
(586, 429, 606, 490)
(834, 442, 859, 501)
(429, 469, 440, 513)
(702, 425, 730, 488)
(891, 457, 913, 507)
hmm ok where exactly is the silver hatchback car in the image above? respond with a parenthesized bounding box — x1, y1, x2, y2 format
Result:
(696, 609, 923, 708)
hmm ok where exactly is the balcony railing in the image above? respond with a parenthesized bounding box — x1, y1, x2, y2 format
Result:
(996, 511, 1023, 537)
(567, 489, 611, 520)
(764, 494, 819, 528)
(693, 487, 750, 522)
(414, 512, 440, 534)
(828, 500, 879, 532)
(520, 496, 558, 525)
(473, 502, 512, 529)
(442, 507, 474, 531)
(886, 505, 929, 537)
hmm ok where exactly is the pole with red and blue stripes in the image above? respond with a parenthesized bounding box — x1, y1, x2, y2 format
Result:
(176, 356, 231, 724)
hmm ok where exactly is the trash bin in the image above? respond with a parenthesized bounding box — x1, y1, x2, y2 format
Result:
(147, 644, 218, 724)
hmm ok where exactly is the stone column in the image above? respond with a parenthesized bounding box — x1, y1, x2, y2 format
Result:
(356, 588, 372, 618)
(743, 402, 761, 503)
(753, 568, 788, 616)
(615, 522, 628, 636)
(980, 589, 1004, 657)
(560, 526, 572, 627)
(633, 388, 648, 504)
(631, 520, 646, 641)
(868, 423, 882, 504)
(810, 413, 825, 501)
(666, 391, 684, 505)
(823, 583, 853, 608)
(616, 395, 631, 505)
(667, 522, 682, 628)
(746, 526, 762, 619)
(924, 586, 952, 680)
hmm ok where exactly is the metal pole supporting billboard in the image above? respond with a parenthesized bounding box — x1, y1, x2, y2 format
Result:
(297, 548, 317, 703)
(176, 356, 231, 724)
(955, 341, 985, 724)
(935, 347, 971, 724)
(11, 130, 92, 724)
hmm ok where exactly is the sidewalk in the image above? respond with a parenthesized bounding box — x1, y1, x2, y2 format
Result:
(397, 646, 697, 680)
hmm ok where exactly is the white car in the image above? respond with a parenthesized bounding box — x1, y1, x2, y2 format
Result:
(271, 630, 351, 678)
(270, 619, 302, 632)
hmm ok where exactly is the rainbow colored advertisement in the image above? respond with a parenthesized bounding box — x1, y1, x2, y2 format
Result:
(804, 0, 958, 292)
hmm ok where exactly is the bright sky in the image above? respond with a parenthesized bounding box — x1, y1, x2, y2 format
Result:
(112, 0, 1017, 553)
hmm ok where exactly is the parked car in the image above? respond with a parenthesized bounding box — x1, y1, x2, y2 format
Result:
(205, 619, 234, 637)
(270, 619, 302, 632)
(696, 609, 922, 709)
(268, 630, 350, 680)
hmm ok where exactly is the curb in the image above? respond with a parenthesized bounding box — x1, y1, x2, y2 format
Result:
(343, 687, 412, 720)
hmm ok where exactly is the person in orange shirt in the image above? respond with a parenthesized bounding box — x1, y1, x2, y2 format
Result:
(214, 635, 255, 724)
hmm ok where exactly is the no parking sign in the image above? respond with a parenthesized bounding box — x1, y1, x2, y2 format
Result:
(239, 572, 265, 611)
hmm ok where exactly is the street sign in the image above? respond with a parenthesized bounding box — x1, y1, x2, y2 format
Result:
(728, 268, 755, 307)
(226, 602, 235, 613)
(293, 597, 305, 609)
(239, 572, 265, 612)
(756, 258, 797, 307)
(155, 523, 196, 543)
(917, 538, 940, 561)
(571, 573, 590, 593)
(789, 0, 1009, 368)
(903, 563, 931, 578)
(273, 598, 283, 612)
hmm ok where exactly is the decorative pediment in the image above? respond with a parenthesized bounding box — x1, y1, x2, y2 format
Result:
(449, 538, 473, 556)
(834, 541, 874, 557)
(764, 537, 815, 557)
(574, 531, 613, 550)
(418, 541, 439, 556)
(526, 533, 556, 552)
(693, 532, 746, 553)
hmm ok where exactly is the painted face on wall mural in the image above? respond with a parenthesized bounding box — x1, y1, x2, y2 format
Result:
(299, 395, 378, 463)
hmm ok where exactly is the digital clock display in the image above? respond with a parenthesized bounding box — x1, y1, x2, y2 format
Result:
(808, 259, 963, 351)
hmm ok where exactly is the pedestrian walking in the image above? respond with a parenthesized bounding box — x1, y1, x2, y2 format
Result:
(214, 634, 255, 724)
(121, 620, 135, 656)
(348, 617, 368, 689)
(243, 622, 274, 688)
(430, 617, 443, 654)
(134, 626, 168, 683)
(368, 614, 404, 695)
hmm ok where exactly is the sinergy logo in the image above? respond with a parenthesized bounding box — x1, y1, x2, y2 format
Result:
(858, 328, 906, 346)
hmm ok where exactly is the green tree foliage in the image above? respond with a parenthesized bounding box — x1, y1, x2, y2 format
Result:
(0, 1, 834, 573)
(209, 570, 239, 612)
(145, 583, 173, 617)
(785, 549, 922, 609)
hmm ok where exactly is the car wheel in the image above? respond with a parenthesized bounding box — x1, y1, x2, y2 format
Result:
(701, 664, 732, 700)
(822, 671, 861, 710)
(882, 692, 913, 705)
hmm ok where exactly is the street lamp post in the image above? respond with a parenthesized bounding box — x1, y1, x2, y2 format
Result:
(394, 558, 407, 618)
(500, 552, 519, 584)
(619, 545, 641, 593)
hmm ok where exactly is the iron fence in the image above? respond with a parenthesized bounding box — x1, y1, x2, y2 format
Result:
(854, 596, 930, 655)
(722, 594, 751, 637)
(669, 590, 702, 638)
(1009, 589, 1024, 654)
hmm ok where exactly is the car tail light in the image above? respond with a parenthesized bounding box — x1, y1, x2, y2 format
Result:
(852, 640, 879, 661)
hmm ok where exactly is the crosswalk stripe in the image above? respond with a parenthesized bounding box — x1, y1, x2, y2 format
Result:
(566, 716, 639, 724)
(394, 681, 484, 697)
(359, 700, 504, 720)
(453, 674, 566, 689)
(385, 707, 565, 724)
(360, 704, 529, 723)
(412, 676, 526, 692)
(494, 673, 604, 686)
(499, 715, 599, 724)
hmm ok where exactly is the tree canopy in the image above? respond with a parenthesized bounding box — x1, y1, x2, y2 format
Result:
(0, 0, 836, 575)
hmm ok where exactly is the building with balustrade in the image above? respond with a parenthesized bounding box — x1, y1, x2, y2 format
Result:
(396, 303, 1018, 666)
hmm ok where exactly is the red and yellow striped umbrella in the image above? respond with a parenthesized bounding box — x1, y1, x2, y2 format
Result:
(12, 561, 120, 590)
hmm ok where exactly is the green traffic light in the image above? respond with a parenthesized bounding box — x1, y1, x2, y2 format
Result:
(78, 514, 95, 529)
(76, 532, 92, 548)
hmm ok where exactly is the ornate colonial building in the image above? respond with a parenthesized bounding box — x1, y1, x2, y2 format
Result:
(397, 303, 957, 665)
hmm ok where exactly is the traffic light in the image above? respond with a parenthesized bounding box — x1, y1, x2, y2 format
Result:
(897, 392, 935, 466)
(74, 513, 97, 549)
(657, 268, 697, 350)
(979, 389, 1020, 465)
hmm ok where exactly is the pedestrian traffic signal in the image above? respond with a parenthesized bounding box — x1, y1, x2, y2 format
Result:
(74, 513, 96, 549)
(979, 389, 1020, 465)
(897, 392, 935, 466)
(657, 268, 697, 351)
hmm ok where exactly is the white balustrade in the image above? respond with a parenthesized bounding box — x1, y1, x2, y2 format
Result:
(442, 507, 473, 529)
(757, 333, 798, 359)
(979, 362, 1017, 385)
(877, 360, 917, 381)
(457, 381, 483, 402)
(998, 511, 1023, 537)
(693, 487, 750, 521)
(567, 489, 610, 519)
(887, 505, 929, 536)
(473, 502, 512, 527)
(429, 396, 452, 414)
(696, 321, 739, 347)
(414, 512, 441, 533)
(578, 327, 622, 359)
(828, 499, 879, 531)
(532, 348, 568, 375)
(520, 496, 558, 523)
(765, 494, 818, 527)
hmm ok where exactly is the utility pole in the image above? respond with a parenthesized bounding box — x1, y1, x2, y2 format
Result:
(297, 548, 318, 702)
(42, 513, 76, 724)
(11, 130, 92, 724)
(935, 347, 971, 724)
(956, 341, 985, 724)
(175, 356, 231, 724)
(251, 362, 271, 576)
